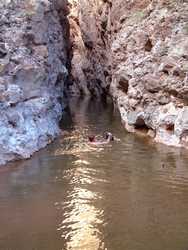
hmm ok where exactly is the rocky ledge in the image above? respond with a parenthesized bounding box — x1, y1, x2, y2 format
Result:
(0, 0, 69, 165)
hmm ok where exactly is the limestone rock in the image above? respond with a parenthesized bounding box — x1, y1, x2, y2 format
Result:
(0, 0, 69, 165)
(109, 0, 188, 148)
(68, 0, 111, 96)
(69, 0, 188, 149)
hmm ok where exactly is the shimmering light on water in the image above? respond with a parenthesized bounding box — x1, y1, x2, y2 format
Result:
(1, 98, 188, 250)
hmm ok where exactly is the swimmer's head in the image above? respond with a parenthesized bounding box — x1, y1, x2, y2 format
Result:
(104, 132, 114, 141)
(88, 135, 95, 142)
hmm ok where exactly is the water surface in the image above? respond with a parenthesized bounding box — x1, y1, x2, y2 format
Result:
(0, 98, 188, 250)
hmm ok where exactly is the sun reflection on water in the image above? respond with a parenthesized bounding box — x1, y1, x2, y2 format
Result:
(56, 163, 105, 250)
(54, 128, 104, 157)
(53, 122, 108, 250)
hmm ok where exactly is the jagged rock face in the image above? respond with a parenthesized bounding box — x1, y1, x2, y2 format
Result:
(110, 0, 188, 147)
(68, 0, 111, 96)
(1, 0, 188, 165)
(0, 0, 69, 165)
(71, 0, 188, 148)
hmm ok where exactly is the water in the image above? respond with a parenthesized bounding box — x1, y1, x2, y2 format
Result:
(1, 98, 188, 250)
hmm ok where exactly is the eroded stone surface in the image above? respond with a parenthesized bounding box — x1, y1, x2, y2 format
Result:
(1, 0, 188, 165)
(110, 0, 188, 148)
(68, 0, 111, 96)
(0, 0, 69, 165)
(70, 0, 188, 149)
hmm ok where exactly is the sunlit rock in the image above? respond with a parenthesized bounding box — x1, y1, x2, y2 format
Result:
(0, 0, 69, 165)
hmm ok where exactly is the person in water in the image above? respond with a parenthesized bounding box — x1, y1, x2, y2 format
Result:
(88, 135, 96, 143)
(88, 132, 114, 145)
(104, 132, 114, 142)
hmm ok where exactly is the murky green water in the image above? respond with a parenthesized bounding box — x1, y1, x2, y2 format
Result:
(1, 98, 188, 250)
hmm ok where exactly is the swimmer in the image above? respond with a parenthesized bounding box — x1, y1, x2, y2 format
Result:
(104, 132, 114, 142)
(88, 132, 115, 146)
(104, 132, 121, 142)
(88, 135, 96, 143)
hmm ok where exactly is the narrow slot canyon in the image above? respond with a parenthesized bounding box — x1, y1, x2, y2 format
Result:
(1, 0, 188, 165)
(0, 1, 188, 250)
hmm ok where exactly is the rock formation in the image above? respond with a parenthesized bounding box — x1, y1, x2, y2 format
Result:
(1, 0, 188, 165)
(69, 0, 188, 148)
(110, 0, 188, 148)
(0, 0, 69, 164)
(68, 0, 111, 96)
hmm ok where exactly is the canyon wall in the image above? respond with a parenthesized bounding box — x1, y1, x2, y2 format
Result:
(110, 0, 188, 148)
(1, 0, 188, 165)
(68, 0, 111, 96)
(0, 0, 69, 164)
(70, 0, 188, 148)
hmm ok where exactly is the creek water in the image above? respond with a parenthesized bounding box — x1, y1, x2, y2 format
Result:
(0, 98, 188, 250)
